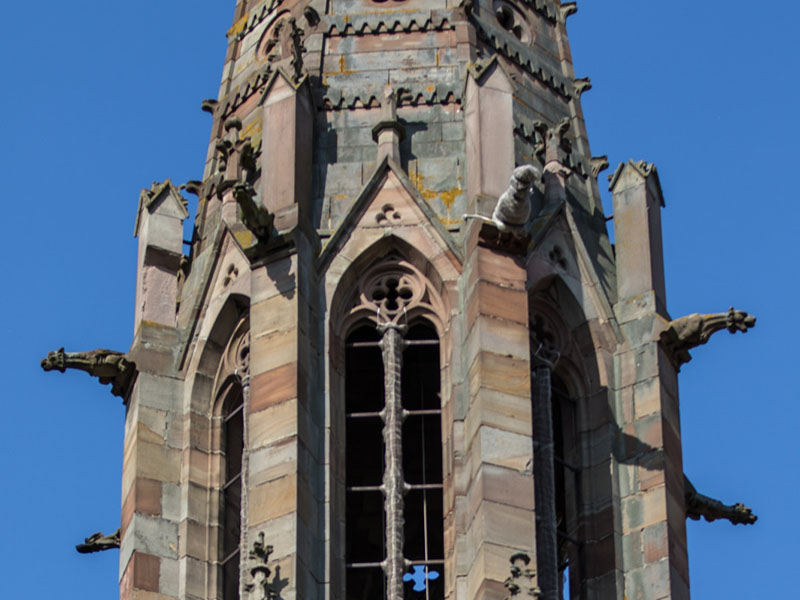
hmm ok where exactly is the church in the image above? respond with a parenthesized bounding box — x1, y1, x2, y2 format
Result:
(41, 0, 758, 598)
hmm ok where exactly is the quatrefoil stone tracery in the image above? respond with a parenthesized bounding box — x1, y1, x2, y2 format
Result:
(370, 274, 414, 313)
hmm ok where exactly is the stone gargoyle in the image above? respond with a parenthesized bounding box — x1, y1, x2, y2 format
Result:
(76, 528, 121, 554)
(40, 348, 136, 398)
(492, 164, 541, 235)
(660, 307, 756, 368)
(684, 476, 757, 526)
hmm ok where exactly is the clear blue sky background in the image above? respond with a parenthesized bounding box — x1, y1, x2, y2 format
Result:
(0, 1, 796, 598)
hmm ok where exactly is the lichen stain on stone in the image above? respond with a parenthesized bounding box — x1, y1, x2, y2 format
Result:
(227, 14, 248, 39)
(409, 171, 463, 210)
(233, 229, 255, 249)
(240, 119, 263, 147)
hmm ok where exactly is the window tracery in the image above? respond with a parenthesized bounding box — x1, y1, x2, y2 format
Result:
(340, 255, 445, 600)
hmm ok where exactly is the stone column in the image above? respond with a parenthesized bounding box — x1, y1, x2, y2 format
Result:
(610, 161, 689, 600)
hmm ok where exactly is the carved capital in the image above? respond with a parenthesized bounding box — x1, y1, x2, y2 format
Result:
(534, 117, 572, 166)
(41, 348, 137, 399)
(76, 528, 120, 554)
(660, 307, 756, 368)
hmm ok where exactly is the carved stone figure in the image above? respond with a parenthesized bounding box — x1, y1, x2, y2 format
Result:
(76, 528, 121, 553)
(504, 552, 541, 599)
(660, 307, 756, 368)
(233, 182, 274, 242)
(684, 476, 757, 526)
(40, 348, 136, 398)
(244, 532, 276, 600)
(492, 164, 541, 234)
(534, 117, 571, 165)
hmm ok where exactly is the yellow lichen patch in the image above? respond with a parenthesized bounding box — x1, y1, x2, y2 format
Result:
(438, 186, 463, 209)
(233, 229, 255, 249)
(438, 216, 462, 226)
(409, 170, 438, 202)
(227, 14, 249, 39)
(240, 119, 263, 147)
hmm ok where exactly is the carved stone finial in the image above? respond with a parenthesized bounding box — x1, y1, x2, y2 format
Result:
(573, 77, 592, 98)
(491, 165, 541, 235)
(504, 552, 541, 599)
(590, 155, 610, 179)
(41, 348, 136, 399)
(76, 528, 121, 554)
(244, 533, 276, 600)
(372, 84, 405, 162)
(684, 476, 757, 526)
(660, 307, 756, 368)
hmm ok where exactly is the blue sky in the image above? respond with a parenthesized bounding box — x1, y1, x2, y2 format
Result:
(0, 1, 796, 598)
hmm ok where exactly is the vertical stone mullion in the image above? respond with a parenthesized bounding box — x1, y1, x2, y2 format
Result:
(239, 366, 251, 599)
(379, 323, 406, 600)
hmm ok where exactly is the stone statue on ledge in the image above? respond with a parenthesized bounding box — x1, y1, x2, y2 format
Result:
(40, 348, 136, 398)
(684, 476, 757, 525)
(661, 307, 756, 368)
(492, 164, 541, 235)
(76, 528, 121, 553)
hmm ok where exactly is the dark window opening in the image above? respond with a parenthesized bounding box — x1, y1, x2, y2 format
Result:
(222, 386, 244, 600)
(552, 375, 582, 600)
(344, 322, 444, 600)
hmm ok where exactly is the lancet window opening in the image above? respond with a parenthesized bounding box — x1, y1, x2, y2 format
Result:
(221, 383, 244, 600)
(531, 312, 584, 599)
(344, 321, 444, 600)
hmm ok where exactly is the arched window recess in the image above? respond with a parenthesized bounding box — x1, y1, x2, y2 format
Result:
(340, 255, 445, 600)
(213, 315, 250, 600)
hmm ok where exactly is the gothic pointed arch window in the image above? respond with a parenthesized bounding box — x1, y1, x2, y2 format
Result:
(530, 310, 583, 600)
(213, 314, 250, 600)
(335, 254, 447, 600)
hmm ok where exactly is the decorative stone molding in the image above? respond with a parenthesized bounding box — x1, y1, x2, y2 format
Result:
(227, 0, 284, 41)
(660, 307, 756, 368)
(534, 117, 572, 165)
(76, 528, 120, 554)
(258, 15, 306, 83)
(558, 1, 577, 22)
(684, 476, 757, 526)
(471, 16, 571, 98)
(492, 164, 541, 234)
(40, 348, 136, 399)
(324, 10, 453, 37)
(319, 81, 461, 111)
(503, 552, 541, 599)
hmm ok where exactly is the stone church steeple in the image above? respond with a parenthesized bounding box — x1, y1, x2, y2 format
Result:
(42, 1, 759, 599)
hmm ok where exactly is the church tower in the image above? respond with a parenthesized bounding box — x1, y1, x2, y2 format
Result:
(42, 1, 759, 599)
